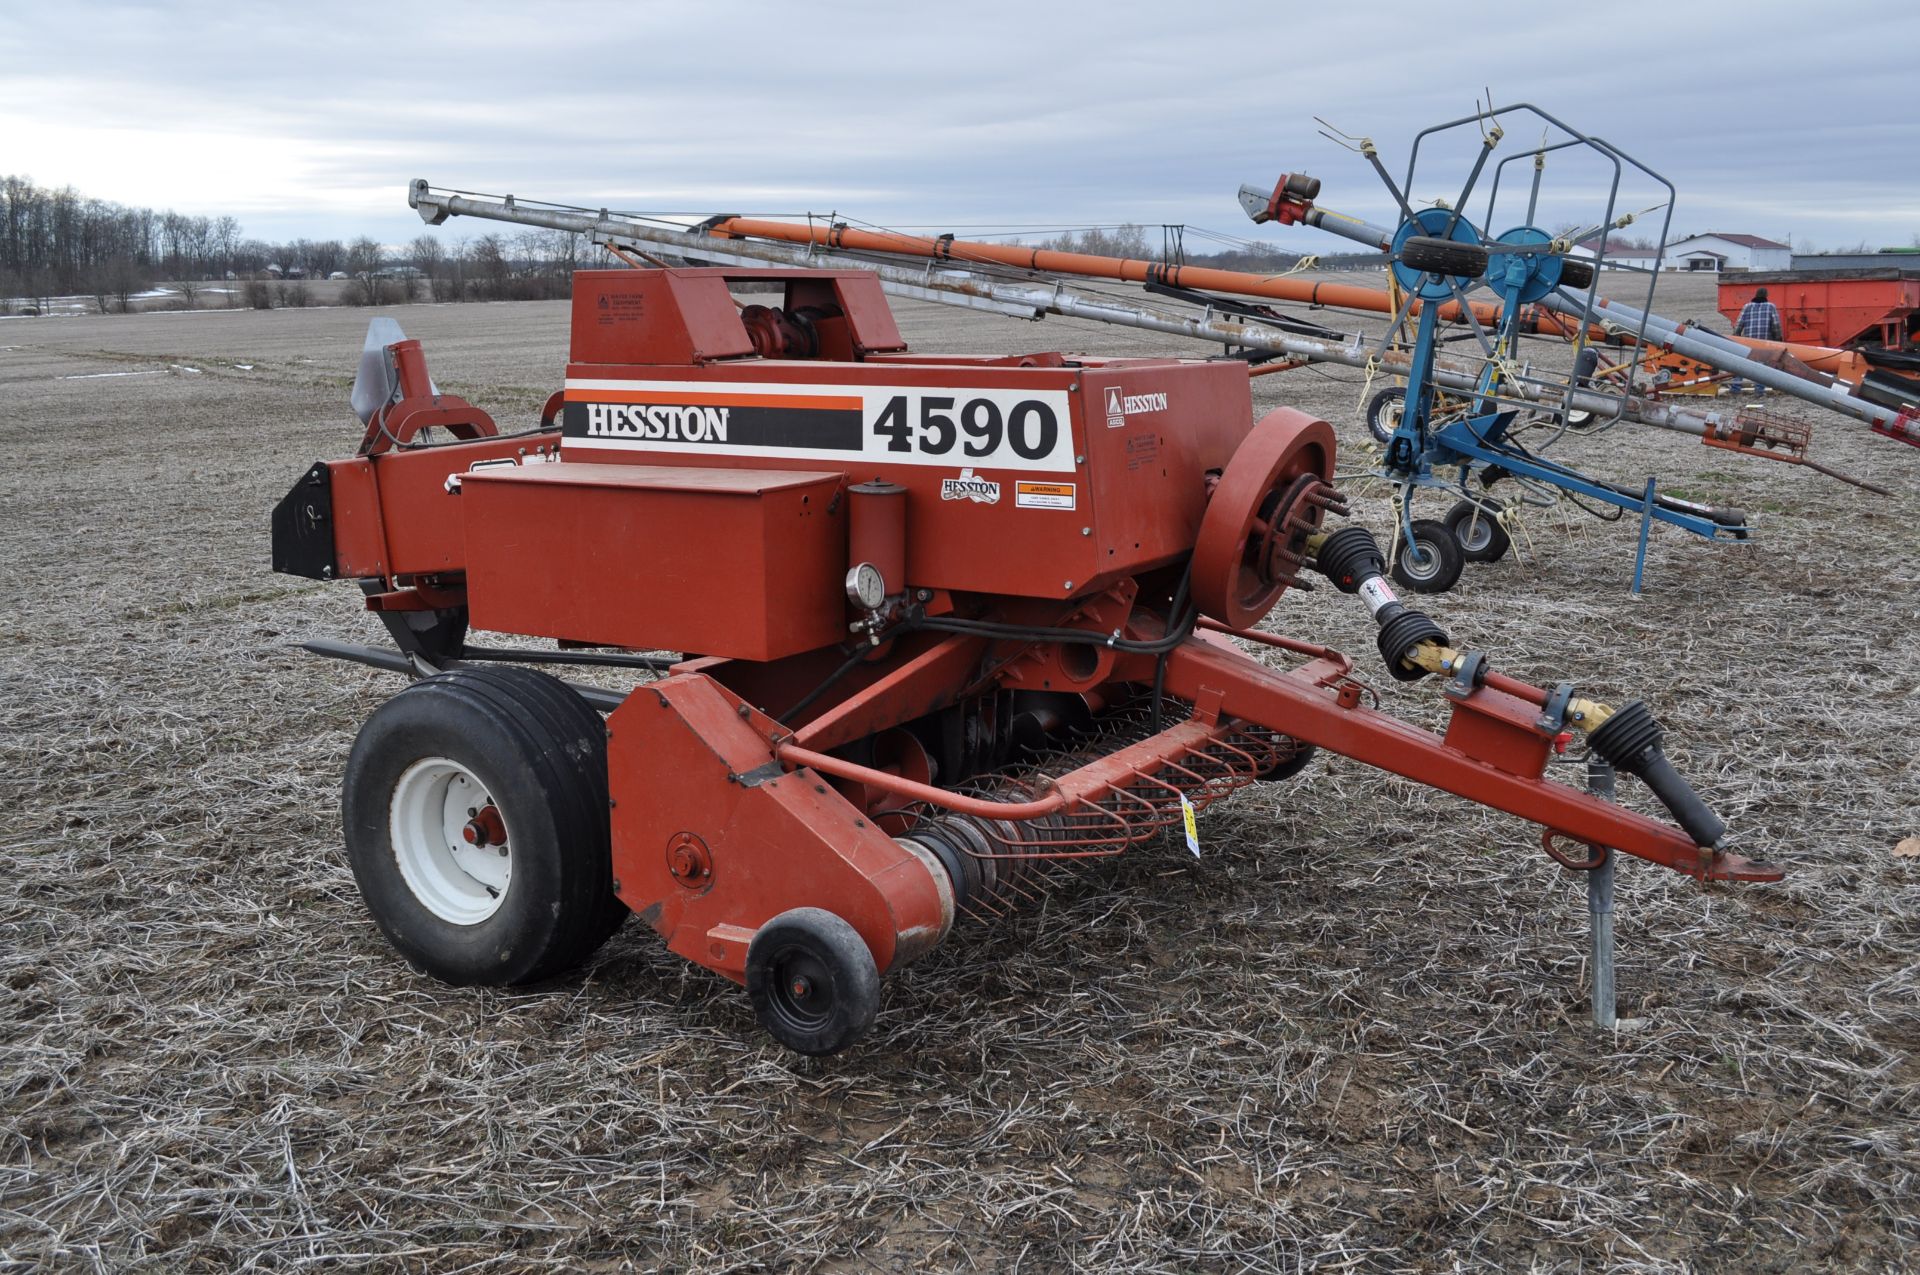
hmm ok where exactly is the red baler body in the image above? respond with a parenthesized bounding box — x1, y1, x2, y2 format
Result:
(279, 266, 1776, 1034)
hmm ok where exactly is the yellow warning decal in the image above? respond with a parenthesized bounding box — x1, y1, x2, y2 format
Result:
(1180, 793, 1200, 857)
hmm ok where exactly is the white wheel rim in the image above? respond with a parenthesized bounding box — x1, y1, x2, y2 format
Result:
(1461, 516, 1493, 551)
(389, 757, 511, 924)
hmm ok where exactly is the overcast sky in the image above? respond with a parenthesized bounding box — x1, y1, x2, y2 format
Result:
(4, 1, 1916, 255)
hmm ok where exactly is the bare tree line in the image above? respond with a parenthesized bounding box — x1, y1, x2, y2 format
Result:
(0, 174, 245, 312)
(4, 170, 1401, 317)
(1, 173, 615, 314)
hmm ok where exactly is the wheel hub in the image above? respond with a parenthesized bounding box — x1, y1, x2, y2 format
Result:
(461, 805, 507, 849)
(768, 948, 835, 1028)
(389, 758, 512, 925)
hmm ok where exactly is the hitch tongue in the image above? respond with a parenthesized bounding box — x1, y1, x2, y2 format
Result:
(1309, 523, 1729, 851)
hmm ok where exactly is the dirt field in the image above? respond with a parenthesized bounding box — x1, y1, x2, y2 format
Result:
(2, 274, 1916, 1272)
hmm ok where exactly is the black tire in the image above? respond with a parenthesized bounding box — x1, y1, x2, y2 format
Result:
(746, 908, 880, 1056)
(1364, 386, 1407, 446)
(1567, 346, 1601, 427)
(1257, 739, 1317, 782)
(1560, 257, 1595, 290)
(1400, 235, 1488, 279)
(1443, 499, 1511, 563)
(1390, 519, 1465, 594)
(342, 666, 625, 987)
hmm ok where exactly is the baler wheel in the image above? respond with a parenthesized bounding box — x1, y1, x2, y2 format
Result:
(1257, 740, 1318, 782)
(341, 666, 625, 987)
(746, 908, 880, 1056)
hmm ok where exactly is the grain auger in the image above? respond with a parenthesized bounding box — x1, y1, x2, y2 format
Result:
(274, 252, 1779, 1055)
(394, 115, 1906, 597)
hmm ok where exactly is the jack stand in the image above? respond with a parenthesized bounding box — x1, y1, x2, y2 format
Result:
(1631, 476, 1656, 596)
(1587, 755, 1618, 1030)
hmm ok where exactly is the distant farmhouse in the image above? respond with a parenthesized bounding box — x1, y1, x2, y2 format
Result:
(1569, 232, 1791, 273)
(1662, 233, 1792, 272)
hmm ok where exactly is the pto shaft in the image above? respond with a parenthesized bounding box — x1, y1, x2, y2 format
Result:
(1308, 525, 1727, 849)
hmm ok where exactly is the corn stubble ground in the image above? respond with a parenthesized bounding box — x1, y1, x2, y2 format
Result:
(1, 273, 1916, 1273)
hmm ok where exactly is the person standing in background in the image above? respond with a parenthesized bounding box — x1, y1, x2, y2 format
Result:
(1730, 287, 1783, 394)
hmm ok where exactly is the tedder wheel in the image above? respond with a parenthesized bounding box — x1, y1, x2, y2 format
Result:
(1399, 235, 1489, 280)
(1389, 518, 1465, 594)
(745, 908, 881, 1056)
(1364, 386, 1406, 446)
(342, 666, 626, 987)
(1443, 498, 1511, 563)
(1559, 256, 1596, 291)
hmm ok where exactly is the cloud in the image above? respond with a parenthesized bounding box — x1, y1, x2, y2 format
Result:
(2, 0, 1915, 252)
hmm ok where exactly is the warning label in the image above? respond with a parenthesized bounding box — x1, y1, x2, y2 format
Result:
(1014, 481, 1077, 510)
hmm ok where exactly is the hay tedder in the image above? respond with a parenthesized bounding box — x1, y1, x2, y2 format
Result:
(274, 258, 1781, 1055)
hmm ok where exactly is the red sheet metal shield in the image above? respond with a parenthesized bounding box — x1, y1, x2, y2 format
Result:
(1191, 408, 1336, 627)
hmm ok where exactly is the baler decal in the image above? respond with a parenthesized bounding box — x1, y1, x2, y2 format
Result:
(563, 400, 862, 450)
(561, 379, 1076, 472)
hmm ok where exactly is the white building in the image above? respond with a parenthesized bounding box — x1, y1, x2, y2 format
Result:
(1661, 233, 1791, 273)
(1567, 236, 1663, 268)
(1569, 232, 1791, 273)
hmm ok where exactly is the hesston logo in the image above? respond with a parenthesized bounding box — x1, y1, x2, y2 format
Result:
(581, 402, 730, 443)
(1104, 386, 1168, 428)
(940, 467, 1001, 504)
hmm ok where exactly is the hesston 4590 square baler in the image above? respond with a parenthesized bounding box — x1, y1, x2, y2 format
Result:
(273, 266, 1779, 1055)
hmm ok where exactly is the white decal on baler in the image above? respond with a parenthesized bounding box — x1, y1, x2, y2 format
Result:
(939, 468, 1001, 504)
(582, 402, 730, 442)
(1104, 385, 1169, 428)
(560, 378, 1077, 472)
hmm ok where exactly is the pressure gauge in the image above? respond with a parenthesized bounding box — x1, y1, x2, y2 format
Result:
(845, 562, 886, 611)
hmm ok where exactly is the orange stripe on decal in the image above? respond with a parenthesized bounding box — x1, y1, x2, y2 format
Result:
(563, 388, 862, 410)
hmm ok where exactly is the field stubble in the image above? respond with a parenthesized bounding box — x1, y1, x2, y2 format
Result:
(0, 275, 1916, 1272)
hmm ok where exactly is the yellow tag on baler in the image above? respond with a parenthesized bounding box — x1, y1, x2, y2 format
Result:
(1180, 794, 1200, 857)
